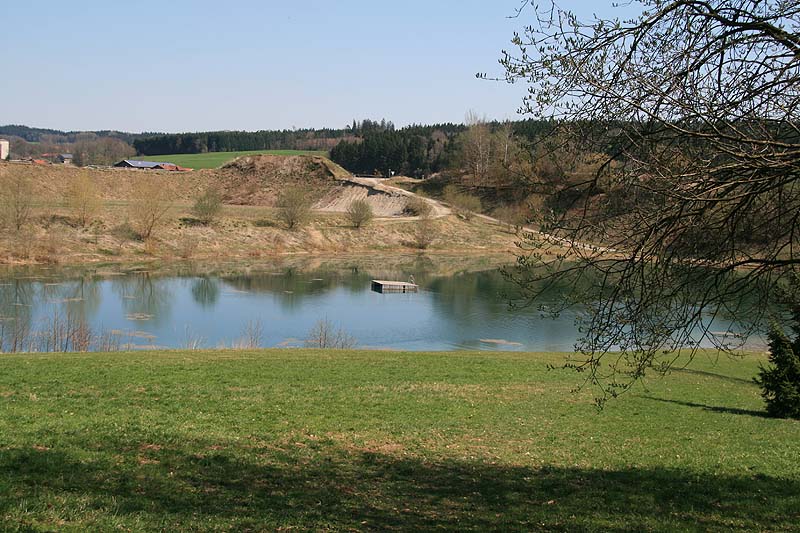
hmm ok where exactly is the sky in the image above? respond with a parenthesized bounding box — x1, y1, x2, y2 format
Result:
(1, 1, 642, 133)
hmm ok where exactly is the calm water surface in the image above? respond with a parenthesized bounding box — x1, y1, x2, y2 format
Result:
(0, 256, 761, 352)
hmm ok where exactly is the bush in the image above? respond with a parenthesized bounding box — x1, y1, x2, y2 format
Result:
(494, 204, 528, 233)
(128, 176, 172, 240)
(346, 199, 373, 228)
(443, 185, 481, 221)
(305, 318, 356, 349)
(755, 315, 800, 419)
(404, 196, 433, 218)
(412, 219, 435, 249)
(67, 174, 101, 227)
(276, 187, 312, 229)
(0, 171, 33, 232)
(192, 187, 223, 225)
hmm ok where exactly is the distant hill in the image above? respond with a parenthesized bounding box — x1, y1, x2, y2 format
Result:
(0, 125, 155, 144)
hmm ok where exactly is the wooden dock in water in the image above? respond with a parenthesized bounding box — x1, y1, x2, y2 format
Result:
(371, 280, 419, 293)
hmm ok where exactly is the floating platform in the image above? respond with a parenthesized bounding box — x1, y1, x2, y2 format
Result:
(371, 280, 418, 294)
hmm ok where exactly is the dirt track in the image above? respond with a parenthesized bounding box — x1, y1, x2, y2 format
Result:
(316, 175, 450, 219)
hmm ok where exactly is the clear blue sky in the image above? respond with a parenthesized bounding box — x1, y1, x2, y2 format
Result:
(1, 1, 639, 133)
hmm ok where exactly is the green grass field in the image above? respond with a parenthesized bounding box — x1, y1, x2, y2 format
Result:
(139, 149, 328, 169)
(1, 349, 798, 531)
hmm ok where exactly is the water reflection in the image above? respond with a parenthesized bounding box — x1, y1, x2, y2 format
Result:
(191, 277, 219, 309)
(0, 255, 768, 353)
(111, 272, 173, 326)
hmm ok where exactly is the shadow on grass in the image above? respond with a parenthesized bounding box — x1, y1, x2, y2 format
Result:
(671, 367, 756, 386)
(643, 396, 770, 418)
(1, 439, 798, 531)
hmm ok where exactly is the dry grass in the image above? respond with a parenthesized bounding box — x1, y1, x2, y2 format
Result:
(0, 161, 536, 265)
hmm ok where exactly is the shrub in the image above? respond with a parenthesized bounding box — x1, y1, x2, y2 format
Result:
(412, 219, 435, 249)
(443, 185, 481, 221)
(755, 315, 800, 419)
(176, 234, 199, 259)
(494, 204, 528, 233)
(404, 196, 433, 218)
(346, 199, 373, 228)
(110, 221, 139, 241)
(192, 187, 223, 225)
(68, 174, 101, 227)
(0, 171, 33, 232)
(231, 320, 264, 349)
(276, 187, 312, 229)
(128, 176, 172, 240)
(305, 318, 356, 349)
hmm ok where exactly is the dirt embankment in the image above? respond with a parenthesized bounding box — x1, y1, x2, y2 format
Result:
(8, 154, 444, 218)
(0, 157, 520, 266)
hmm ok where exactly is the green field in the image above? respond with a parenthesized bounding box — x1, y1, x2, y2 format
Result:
(139, 149, 328, 169)
(1, 349, 798, 531)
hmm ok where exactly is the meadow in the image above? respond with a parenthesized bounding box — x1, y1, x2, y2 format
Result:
(139, 149, 328, 169)
(0, 349, 798, 531)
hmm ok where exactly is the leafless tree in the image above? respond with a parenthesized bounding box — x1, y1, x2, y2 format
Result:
(497, 0, 800, 400)
(460, 111, 493, 185)
(127, 176, 172, 240)
(0, 170, 34, 232)
(68, 173, 101, 227)
(276, 187, 312, 230)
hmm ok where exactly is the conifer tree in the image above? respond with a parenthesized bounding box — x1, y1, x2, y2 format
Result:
(755, 310, 800, 419)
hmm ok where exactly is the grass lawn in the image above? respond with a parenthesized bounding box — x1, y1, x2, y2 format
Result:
(0, 349, 798, 531)
(138, 149, 328, 169)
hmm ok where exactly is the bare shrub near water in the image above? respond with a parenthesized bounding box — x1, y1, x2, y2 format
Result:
(411, 219, 435, 250)
(232, 320, 264, 349)
(0, 315, 32, 353)
(192, 187, 223, 225)
(0, 171, 34, 232)
(128, 176, 172, 239)
(305, 318, 357, 349)
(346, 199, 373, 228)
(181, 325, 206, 350)
(276, 187, 312, 229)
(95, 330, 123, 352)
(176, 234, 199, 259)
(68, 173, 101, 227)
(0, 310, 131, 354)
(34, 310, 93, 353)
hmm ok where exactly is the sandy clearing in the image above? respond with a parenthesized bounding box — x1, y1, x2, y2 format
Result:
(316, 174, 451, 219)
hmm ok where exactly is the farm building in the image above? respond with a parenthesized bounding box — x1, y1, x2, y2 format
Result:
(114, 159, 191, 171)
(58, 153, 73, 164)
(0, 139, 9, 160)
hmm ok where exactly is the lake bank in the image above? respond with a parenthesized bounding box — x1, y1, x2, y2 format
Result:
(0, 159, 529, 267)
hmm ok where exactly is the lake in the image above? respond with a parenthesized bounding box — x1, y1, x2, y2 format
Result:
(0, 255, 763, 353)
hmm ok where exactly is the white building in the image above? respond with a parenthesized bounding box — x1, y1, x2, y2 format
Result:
(0, 139, 9, 160)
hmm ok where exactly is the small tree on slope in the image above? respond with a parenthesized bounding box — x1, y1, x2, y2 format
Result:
(755, 313, 800, 419)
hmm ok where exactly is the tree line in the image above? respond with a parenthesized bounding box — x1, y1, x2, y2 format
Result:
(329, 119, 555, 178)
(133, 128, 356, 156)
(0, 125, 148, 144)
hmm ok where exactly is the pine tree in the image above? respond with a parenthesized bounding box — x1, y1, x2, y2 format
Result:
(754, 315, 800, 419)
